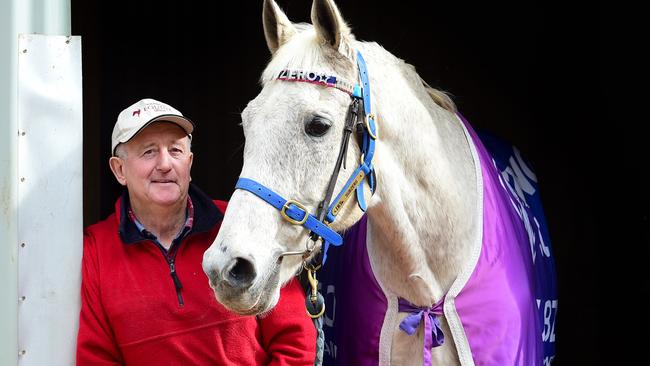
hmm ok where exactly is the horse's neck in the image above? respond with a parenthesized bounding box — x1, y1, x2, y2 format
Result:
(360, 44, 480, 305)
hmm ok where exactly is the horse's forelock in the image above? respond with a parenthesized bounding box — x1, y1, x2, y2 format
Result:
(260, 24, 356, 86)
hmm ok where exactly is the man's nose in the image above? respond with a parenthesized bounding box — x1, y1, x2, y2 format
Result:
(156, 149, 173, 171)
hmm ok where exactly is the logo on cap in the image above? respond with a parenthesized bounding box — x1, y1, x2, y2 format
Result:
(132, 109, 141, 117)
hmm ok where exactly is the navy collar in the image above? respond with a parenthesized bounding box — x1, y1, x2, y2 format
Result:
(118, 183, 223, 245)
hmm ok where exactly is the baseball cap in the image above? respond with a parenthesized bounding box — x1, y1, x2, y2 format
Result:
(111, 98, 195, 155)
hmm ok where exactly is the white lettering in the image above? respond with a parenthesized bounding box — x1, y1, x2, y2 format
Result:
(542, 300, 551, 341)
(496, 157, 547, 264)
(534, 217, 551, 258)
(323, 340, 338, 359)
(550, 299, 557, 342)
(514, 147, 537, 183)
(508, 155, 536, 203)
(539, 298, 558, 343)
(499, 164, 520, 206)
(543, 356, 555, 366)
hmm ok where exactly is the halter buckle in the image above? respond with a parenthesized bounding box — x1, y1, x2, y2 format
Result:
(280, 199, 309, 225)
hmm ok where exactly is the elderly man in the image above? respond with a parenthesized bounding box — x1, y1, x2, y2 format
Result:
(76, 98, 315, 365)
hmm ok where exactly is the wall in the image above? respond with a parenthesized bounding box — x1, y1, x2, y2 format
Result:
(1, 1, 82, 365)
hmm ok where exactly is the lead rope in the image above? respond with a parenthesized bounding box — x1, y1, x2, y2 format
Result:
(313, 314, 324, 366)
(305, 267, 325, 366)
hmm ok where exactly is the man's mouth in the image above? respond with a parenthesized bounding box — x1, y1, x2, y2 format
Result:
(152, 179, 176, 184)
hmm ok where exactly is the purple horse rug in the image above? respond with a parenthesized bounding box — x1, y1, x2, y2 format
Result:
(319, 114, 558, 365)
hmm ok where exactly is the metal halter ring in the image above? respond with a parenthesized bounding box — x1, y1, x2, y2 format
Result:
(279, 236, 320, 258)
(306, 269, 326, 318)
(365, 113, 378, 140)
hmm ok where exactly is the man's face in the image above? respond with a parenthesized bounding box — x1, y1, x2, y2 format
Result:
(110, 122, 193, 209)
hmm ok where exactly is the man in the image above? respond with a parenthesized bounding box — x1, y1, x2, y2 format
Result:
(76, 98, 316, 365)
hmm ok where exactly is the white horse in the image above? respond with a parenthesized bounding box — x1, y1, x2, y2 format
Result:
(203, 0, 556, 365)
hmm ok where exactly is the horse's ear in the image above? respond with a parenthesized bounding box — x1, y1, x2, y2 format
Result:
(311, 0, 350, 50)
(263, 0, 297, 54)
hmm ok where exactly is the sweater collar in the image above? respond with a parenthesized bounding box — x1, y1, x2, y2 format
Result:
(117, 183, 223, 244)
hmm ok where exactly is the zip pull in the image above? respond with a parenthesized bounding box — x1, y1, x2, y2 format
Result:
(169, 261, 185, 306)
(169, 262, 183, 291)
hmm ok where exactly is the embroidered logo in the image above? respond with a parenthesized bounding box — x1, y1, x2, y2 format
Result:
(132, 109, 141, 117)
(143, 103, 171, 112)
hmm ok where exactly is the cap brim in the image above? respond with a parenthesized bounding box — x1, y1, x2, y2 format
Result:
(145, 114, 195, 135)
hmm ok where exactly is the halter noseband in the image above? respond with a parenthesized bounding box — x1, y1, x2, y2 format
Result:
(235, 51, 377, 265)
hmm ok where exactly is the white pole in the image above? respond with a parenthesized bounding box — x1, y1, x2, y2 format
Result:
(1, 1, 79, 366)
(0, 0, 20, 362)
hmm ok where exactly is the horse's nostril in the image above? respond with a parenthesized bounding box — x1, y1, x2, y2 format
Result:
(224, 257, 256, 289)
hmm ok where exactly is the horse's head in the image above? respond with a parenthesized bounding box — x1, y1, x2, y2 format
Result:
(202, 0, 373, 315)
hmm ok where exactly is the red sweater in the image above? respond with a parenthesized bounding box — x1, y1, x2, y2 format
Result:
(77, 186, 316, 365)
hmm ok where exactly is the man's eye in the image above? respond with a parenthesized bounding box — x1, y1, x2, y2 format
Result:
(305, 117, 332, 137)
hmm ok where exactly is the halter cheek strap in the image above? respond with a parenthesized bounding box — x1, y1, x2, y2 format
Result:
(326, 52, 377, 221)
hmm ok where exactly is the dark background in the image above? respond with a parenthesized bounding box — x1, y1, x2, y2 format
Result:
(73, 0, 643, 364)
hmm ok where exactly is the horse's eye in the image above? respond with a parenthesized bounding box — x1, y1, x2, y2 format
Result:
(305, 117, 332, 137)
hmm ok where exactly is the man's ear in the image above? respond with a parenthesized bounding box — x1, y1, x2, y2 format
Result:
(188, 152, 194, 182)
(109, 157, 127, 186)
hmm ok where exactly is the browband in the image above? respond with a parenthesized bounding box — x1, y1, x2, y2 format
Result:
(276, 69, 355, 95)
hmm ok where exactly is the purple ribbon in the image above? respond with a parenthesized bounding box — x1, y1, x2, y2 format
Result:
(398, 297, 445, 366)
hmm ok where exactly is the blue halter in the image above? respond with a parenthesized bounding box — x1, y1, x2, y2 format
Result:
(235, 51, 377, 264)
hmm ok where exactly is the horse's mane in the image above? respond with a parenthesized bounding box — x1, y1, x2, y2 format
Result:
(421, 76, 456, 112)
(261, 23, 456, 113)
